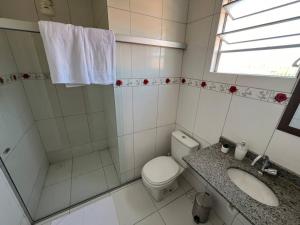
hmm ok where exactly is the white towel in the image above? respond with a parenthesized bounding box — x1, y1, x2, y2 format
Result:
(39, 21, 116, 87)
(38, 21, 90, 86)
(83, 28, 116, 85)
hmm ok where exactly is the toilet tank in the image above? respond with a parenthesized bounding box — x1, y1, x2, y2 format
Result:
(171, 131, 199, 168)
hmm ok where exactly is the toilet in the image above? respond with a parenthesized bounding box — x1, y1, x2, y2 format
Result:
(142, 130, 199, 201)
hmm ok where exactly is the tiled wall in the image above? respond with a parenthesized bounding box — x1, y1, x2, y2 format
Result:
(0, 0, 108, 29)
(107, 0, 189, 181)
(177, 0, 300, 175)
(0, 30, 49, 217)
(0, 30, 110, 163)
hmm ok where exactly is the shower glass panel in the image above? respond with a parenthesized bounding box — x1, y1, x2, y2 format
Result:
(0, 28, 121, 221)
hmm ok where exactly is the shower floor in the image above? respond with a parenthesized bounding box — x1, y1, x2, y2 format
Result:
(34, 150, 120, 220)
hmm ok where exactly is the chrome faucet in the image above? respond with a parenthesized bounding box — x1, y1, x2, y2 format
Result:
(251, 155, 277, 176)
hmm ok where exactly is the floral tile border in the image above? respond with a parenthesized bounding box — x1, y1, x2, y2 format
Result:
(0, 73, 291, 105)
(181, 77, 291, 105)
(0, 73, 50, 85)
(114, 77, 181, 87)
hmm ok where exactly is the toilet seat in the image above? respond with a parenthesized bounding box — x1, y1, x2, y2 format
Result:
(142, 156, 180, 186)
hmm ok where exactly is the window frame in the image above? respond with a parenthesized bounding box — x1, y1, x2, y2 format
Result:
(211, 0, 300, 78)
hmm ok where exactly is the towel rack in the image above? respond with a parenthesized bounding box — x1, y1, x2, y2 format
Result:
(0, 18, 186, 49)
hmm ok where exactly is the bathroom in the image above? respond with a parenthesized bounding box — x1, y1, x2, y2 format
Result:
(0, 0, 299, 225)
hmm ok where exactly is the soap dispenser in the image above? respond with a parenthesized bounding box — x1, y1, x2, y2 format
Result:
(234, 141, 247, 160)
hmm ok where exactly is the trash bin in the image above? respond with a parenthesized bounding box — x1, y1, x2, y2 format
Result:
(192, 192, 213, 224)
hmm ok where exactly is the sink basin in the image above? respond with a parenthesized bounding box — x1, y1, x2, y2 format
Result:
(227, 168, 279, 206)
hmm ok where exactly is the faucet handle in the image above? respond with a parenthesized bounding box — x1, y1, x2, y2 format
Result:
(251, 155, 263, 166)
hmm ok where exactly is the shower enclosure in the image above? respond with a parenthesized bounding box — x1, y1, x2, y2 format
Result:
(0, 0, 125, 221)
(0, 27, 123, 221)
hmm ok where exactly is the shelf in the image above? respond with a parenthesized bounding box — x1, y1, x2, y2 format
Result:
(0, 18, 186, 49)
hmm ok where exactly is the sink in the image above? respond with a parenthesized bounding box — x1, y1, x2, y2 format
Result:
(227, 168, 279, 206)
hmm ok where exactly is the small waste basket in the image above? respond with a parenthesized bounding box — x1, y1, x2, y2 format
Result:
(192, 192, 213, 224)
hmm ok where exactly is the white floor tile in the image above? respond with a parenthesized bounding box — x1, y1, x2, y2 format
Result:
(135, 212, 165, 225)
(112, 181, 156, 225)
(53, 196, 119, 225)
(185, 189, 197, 202)
(72, 152, 102, 177)
(179, 176, 193, 192)
(44, 160, 72, 186)
(159, 195, 212, 225)
(100, 150, 113, 166)
(71, 169, 108, 204)
(104, 165, 120, 189)
(209, 211, 224, 225)
(36, 180, 71, 219)
(151, 184, 185, 209)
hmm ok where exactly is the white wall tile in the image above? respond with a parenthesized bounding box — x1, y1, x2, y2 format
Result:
(194, 89, 231, 144)
(115, 87, 133, 136)
(163, 0, 189, 23)
(57, 85, 86, 116)
(83, 85, 104, 113)
(108, 7, 131, 35)
(6, 31, 43, 73)
(266, 130, 300, 175)
(131, 13, 162, 39)
(157, 85, 179, 126)
(118, 134, 134, 173)
(134, 129, 156, 168)
(162, 20, 186, 42)
(160, 48, 183, 77)
(186, 17, 212, 45)
(130, 0, 162, 18)
(68, 0, 94, 27)
(176, 86, 200, 132)
(236, 76, 297, 93)
(133, 86, 158, 132)
(23, 80, 62, 120)
(183, 17, 213, 79)
(0, 170, 24, 225)
(116, 43, 132, 78)
(0, 82, 34, 153)
(182, 44, 208, 79)
(131, 45, 160, 78)
(107, 0, 130, 10)
(87, 112, 107, 141)
(64, 115, 91, 146)
(0, 31, 18, 74)
(188, 0, 216, 22)
(0, 0, 38, 21)
(223, 96, 285, 155)
(155, 124, 175, 156)
(37, 118, 70, 151)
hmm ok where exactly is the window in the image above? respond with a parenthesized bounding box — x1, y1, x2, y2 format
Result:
(213, 0, 300, 77)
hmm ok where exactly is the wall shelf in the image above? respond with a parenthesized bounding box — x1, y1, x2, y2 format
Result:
(0, 18, 186, 49)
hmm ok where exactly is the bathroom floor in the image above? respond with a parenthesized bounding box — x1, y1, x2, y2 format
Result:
(35, 150, 120, 219)
(37, 178, 223, 225)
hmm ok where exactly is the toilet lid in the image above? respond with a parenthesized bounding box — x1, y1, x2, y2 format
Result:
(142, 156, 180, 186)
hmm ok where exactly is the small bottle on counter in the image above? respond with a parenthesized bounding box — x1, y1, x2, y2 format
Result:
(234, 141, 247, 160)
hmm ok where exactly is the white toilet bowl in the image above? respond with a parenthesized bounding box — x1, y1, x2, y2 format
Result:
(141, 130, 199, 202)
(142, 156, 184, 201)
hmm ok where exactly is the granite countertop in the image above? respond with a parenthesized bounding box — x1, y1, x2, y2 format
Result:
(183, 143, 300, 225)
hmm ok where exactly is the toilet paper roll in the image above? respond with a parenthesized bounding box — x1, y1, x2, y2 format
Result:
(221, 144, 229, 153)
